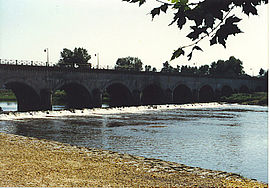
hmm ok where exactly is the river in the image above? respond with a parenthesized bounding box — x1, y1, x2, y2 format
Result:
(0, 102, 268, 183)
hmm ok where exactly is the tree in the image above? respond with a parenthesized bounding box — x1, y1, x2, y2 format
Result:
(123, 0, 268, 60)
(145, 65, 158, 72)
(161, 61, 175, 72)
(180, 65, 198, 75)
(115, 56, 143, 71)
(58, 47, 91, 68)
(145, 65, 152, 72)
(259, 68, 265, 76)
(209, 56, 245, 77)
(198, 65, 210, 76)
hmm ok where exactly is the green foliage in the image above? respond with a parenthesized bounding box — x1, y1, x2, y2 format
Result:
(58, 47, 91, 68)
(221, 92, 268, 106)
(161, 61, 177, 72)
(0, 89, 16, 101)
(145, 66, 158, 72)
(123, 0, 268, 60)
(161, 56, 246, 78)
(209, 56, 245, 77)
(102, 92, 110, 105)
(198, 65, 210, 76)
(259, 68, 265, 76)
(52, 90, 68, 105)
(115, 56, 143, 71)
(180, 65, 198, 75)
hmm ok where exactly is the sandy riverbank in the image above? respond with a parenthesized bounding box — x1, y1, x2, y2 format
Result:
(0, 133, 267, 187)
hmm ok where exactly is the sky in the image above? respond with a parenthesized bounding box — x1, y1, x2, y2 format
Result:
(0, 0, 269, 75)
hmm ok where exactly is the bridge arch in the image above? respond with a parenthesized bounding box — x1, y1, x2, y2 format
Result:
(239, 85, 250, 93)
(141, 84, 165, 105)
(173, 84, 192, 104)
(4, 81, 41, 111)
(55, 82, 92, 109)
(255, 86, 263, 92)
(221, 85, 233, 97)
(199, 85, 214, 102)
(105, 83, 133, 107)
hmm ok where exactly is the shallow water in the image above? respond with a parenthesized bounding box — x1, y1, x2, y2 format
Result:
(0, 101, 17, 111)
(0, 103, 268, 183)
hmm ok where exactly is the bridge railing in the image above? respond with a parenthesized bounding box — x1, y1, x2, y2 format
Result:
(0, 59, 260, 80)
(0, 59, 118, 69)
(0, 59, 58, 67)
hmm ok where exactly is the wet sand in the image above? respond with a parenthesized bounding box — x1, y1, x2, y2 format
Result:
(0, 133, 267, 187)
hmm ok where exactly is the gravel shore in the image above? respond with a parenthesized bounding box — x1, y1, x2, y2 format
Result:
(0, 133, 267, 187)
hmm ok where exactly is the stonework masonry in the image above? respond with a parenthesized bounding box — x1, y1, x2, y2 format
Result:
(0, 64, 266, 111)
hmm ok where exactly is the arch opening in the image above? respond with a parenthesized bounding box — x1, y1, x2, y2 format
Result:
(173, 84, 192, 104)
(239, 85, 250, 93)
(105, 83, 132, 107)
(141, 84, 164, 105)
(0, 88, 17, 111)
(255, 86, 262, 92)
(199, 85, 214, 102)
(4, 82, 40, 111)
(221, 85, 233, 97)
(56, 83, 92, 109)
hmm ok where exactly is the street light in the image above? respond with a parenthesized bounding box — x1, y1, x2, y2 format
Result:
(44, 48, 49, 66)
(95, 53, 99, 69)
(250, 68, 254, 77)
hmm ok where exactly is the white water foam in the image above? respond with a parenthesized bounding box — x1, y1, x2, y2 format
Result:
(0, 102, 230, 121)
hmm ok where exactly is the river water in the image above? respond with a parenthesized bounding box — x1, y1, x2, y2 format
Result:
(0, 102, 268, 183)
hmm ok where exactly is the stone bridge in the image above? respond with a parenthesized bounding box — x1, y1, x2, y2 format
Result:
(0, 64, 266, 111)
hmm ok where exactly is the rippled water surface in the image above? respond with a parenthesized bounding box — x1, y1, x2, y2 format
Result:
(0, 103, 268, 182)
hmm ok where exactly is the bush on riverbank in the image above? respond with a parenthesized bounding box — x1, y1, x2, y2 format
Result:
(221, 92, 268, 106)
(52, 90, 68, 105)
(0, 90, 16, 101)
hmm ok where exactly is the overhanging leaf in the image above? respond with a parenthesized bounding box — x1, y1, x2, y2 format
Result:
(160, 4, 168, 13)
(171, 48, 185, 61)
(151, 7, 161, 20)
(192, 45, 203, 51)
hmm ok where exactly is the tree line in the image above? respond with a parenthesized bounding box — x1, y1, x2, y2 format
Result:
(57, 47, 268, 79)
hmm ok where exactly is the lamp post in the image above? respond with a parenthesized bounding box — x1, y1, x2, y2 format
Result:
(250, 68, 254, 77)
(95, 53, 99, 69)
(44, 48, 49, 66)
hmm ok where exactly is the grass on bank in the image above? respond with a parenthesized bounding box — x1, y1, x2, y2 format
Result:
(0, 90, 16, 101)
(221, 92, 268, 106)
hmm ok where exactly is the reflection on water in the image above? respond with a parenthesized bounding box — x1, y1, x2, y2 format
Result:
(0, 102, 108, 111)
(0, 101, 17, 111)
(0, 101, 65, 111)
(0, 103, 268, 183)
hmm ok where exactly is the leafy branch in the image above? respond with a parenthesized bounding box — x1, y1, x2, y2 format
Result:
(123, 0, 268, 61)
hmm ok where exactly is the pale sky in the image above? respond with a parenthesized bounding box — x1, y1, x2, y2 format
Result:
(0, 0, 269, 75)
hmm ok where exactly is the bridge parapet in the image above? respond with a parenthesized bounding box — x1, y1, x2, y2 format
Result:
(0, 59, 267, 111)
(0, 59, 52, 67)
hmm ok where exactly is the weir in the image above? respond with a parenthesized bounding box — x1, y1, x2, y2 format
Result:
(0, 63, 267, 111)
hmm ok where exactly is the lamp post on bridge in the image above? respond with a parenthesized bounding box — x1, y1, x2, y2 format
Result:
(95, 53, 99, 69)
(44, 48, 49, 66)
(250, 68, 254, 77)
